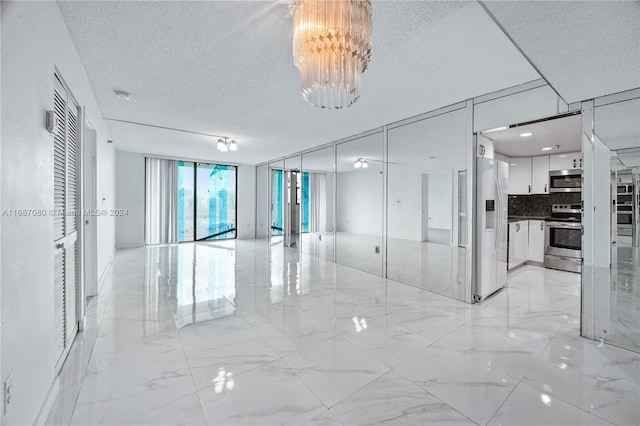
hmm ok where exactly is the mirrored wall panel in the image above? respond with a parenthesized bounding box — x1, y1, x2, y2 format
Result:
(284, 155, 302, 248)
(584, 96, 640, 353)
(301, 146, 335, 261)
(255, 164, 269, 239)
(387, 108, 470, 301)
(269, 158, 284, 245)
(336, 132, 384, 276)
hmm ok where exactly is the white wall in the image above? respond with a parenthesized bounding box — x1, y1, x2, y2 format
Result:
(115, 151, 145, 248)
(255, 165, 269, 238)
(427, 170, 453, 230)
(336, 168, 383, 236)
(237, 164, 256, 239)
(1, 2, 115, 424)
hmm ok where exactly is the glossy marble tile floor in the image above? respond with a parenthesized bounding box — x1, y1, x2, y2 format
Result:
(47, 241, 640, 425)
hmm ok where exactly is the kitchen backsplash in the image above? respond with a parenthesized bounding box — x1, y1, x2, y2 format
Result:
(508, 192, 581, 217)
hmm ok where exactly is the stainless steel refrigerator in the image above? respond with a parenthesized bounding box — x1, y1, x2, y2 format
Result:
(475, 157, 509, 300)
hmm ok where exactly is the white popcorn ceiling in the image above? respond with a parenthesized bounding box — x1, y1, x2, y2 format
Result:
(58, 1, 546, 164)
(481, 0, 640, 105)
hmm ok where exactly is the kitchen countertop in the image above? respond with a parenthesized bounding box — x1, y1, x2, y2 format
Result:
(508, 215, 548, 223)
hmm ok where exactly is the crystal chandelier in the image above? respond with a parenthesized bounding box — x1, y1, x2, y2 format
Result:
(293, 0, 373, 109)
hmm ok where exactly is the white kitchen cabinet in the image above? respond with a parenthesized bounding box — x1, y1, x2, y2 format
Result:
(508, 220, 528, 270)
(531, 156, 550, 194)
(527, 220, 545, 263)
(549, 152, 582, 171)
(509, 158, 532, 195)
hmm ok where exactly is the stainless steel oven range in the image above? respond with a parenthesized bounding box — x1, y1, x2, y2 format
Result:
(544, 204, 582, 273)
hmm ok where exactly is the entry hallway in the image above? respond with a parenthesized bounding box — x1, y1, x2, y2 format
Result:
(48, 241, 639, 425)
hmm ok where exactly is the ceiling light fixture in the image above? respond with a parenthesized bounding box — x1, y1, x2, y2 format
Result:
(354, 158, 368, 169)
(482, 126, 508, 134)
(217, 137, 238, 152)
(541, 147, 553, 151)
(114, 90, 132, 101)
(293, 0, 373, 109)
(520, 132, 533, 137)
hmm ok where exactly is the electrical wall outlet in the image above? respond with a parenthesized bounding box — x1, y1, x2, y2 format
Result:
(4, 374, 13, 416)
(374, 245, 380, 254)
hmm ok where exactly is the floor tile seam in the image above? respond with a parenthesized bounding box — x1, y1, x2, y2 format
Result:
(277, 359, 346, 412)
(352, 314, 437, 339)
(55, 345, 95, 426)
(173, 319, 215, 422)
(62, 267, 118, 424)
(261, 321, 345, 355)
(85, 347, 181, 376)
(304, 304, 394, 328)
(315, 259, 467, 304)
(539, 338, 640, 387)
(483, 378, 530, 426)
(514, 375, 622, 425)
(509, 291, 580, 312)
(191, 361, 265, 396)
(425, 316, 475, 346)
(388, 367, 481, 426)
(320, 368, 390, 411)
(402, 335, 525, 386)
(434, 331, 545, 372)
(113, 388, 200, 425)
(337, 325, 436, 370)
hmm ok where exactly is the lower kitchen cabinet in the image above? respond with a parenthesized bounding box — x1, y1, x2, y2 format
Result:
(527, 220, 545, 263)
(508, 220, 528, 270)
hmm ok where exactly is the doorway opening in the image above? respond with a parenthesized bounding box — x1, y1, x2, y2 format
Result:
(421, 171, 453, 245)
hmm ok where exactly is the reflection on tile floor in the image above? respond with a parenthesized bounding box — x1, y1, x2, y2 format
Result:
(610, 245, 640, 353)
(302, 232, 469, 302)
(48, 241, 639, 425)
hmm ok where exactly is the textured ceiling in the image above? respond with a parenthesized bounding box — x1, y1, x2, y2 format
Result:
(490, 114, 582, 157)
(595, 98, 640, 152)
(481, 0, 640, 104)
(57, 0, 540, 164)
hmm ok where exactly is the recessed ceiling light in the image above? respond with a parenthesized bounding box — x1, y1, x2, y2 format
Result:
(114, 90, 132, 101)
(520, 132, 533, 137)
(558, 154, 567, 158)
(541, 147, 553, 151)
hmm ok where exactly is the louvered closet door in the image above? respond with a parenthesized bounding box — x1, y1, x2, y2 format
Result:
(53, 76, 79, 365)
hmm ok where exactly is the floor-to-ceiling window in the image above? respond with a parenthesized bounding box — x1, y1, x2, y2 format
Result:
(271, 168, 284, 236)
(177, 161, 237, 242)
(301, 172, 310, 233)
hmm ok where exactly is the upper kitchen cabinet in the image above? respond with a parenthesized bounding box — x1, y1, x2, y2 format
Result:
(549, 152, 582, 171)
(532, 155, 550, 194)
(509, 158, 532, 195)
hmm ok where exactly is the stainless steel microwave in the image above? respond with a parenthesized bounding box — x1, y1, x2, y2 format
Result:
(549, 169, 582, 193)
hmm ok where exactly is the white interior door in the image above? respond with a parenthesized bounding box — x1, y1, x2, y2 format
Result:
(53, 76, 80, 368)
